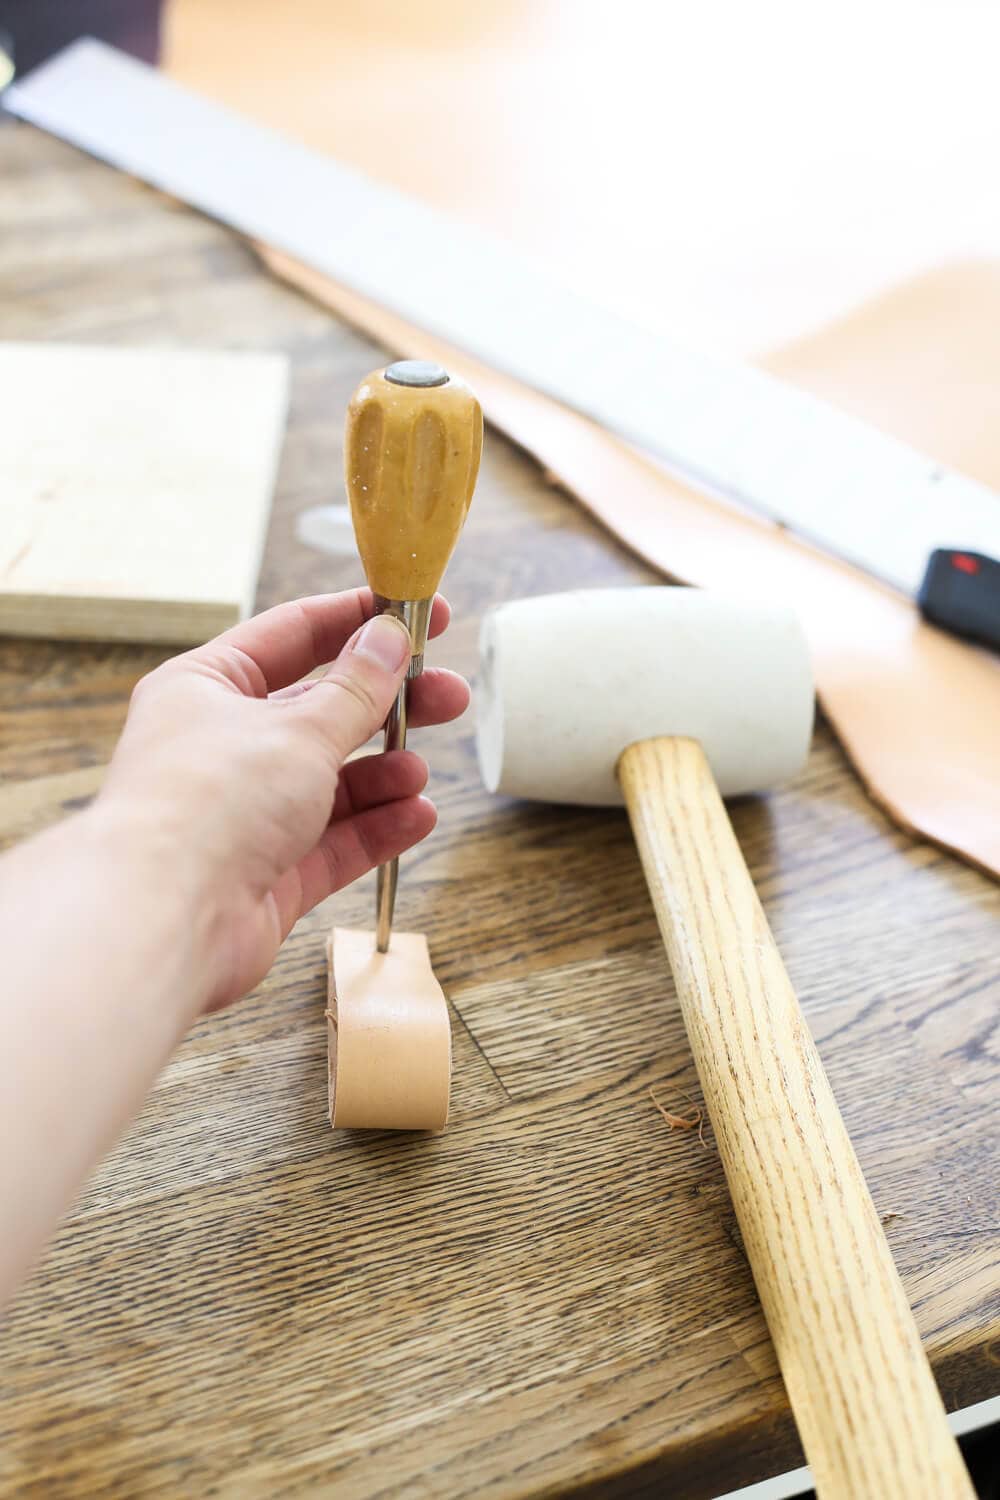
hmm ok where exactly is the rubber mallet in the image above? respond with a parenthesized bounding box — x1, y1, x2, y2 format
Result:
(476, 587, 972, 1500)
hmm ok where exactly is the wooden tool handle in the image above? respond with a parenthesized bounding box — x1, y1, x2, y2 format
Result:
(617, 736, 973, 1500)
(345, 362, 482, 602)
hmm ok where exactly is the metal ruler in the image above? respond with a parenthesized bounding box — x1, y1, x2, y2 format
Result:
(8, 39, 1000, 600)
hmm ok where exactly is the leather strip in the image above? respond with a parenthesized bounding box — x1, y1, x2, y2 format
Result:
(265, 248, 1000, 878)
(327, 927, 451, 1132)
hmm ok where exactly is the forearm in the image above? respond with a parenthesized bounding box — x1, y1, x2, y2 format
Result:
(0, 802, 214, 1303)
(0, 594, 464, 1305)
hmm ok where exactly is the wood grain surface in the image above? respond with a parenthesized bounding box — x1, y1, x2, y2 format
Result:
(0, 128, 997, 1500)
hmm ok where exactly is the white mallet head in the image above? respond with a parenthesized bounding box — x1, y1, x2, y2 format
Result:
(476, 588, 814, 806)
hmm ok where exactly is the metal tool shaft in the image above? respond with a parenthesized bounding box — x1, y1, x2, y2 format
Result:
(373, 596, 430, 952)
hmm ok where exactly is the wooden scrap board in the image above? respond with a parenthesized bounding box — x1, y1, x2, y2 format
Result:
(0, 340, 288, 644)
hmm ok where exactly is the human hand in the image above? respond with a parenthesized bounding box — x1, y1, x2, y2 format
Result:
(98, 590, 469, 1012)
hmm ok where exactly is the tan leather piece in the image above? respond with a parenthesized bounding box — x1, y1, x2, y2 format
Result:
(260, 247, 1000, 878)
(327, 927, 451, 1131)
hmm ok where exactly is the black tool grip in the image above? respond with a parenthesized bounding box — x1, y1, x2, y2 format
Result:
(917, 549, 1000, 652)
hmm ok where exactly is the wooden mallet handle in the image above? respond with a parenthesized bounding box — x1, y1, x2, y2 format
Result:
(618, 736, 973, 1500)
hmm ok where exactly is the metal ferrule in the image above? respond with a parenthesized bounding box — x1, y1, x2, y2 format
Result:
(372, 594, 433, 675)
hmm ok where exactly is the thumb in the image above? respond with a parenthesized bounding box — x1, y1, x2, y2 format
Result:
(299, 613, 411, 762)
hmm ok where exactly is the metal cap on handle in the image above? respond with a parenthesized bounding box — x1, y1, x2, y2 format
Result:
(345, 362, 482, 951)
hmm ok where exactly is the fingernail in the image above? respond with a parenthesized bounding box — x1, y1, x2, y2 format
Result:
(353, 614, 411, 672)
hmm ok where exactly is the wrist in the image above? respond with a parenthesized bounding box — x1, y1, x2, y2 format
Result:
(78, 794, 225, 1024)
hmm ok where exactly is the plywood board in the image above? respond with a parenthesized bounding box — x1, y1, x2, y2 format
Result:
(0, 341, 288, 644)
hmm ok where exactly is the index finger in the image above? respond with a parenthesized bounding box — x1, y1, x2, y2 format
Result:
(193, 589, 452, 695)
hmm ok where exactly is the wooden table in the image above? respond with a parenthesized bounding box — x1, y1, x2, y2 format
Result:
(1, 127, 998, 1500)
